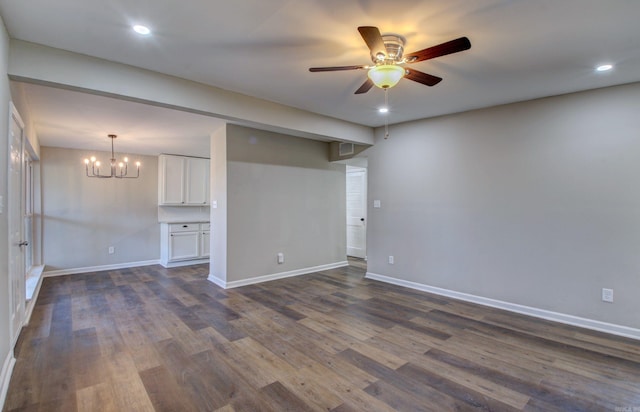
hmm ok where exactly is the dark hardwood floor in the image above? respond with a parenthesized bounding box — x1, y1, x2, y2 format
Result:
(4, 260, 640, 411)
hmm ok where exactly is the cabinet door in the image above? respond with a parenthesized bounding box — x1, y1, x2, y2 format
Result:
(185, 157, 210, 205)
(169, 231, 199, 261)
(160, 155, 186, 205)
(200, 230, 210, 258)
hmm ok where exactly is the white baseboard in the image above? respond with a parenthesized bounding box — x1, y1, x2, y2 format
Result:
(0, 350, 16, 410)
(24, 275, 44, 327)
(207, 274, 226, 288)
(365, 272, 640, 341)
(160, 258, 209, 268)
(43, 259, 161, 277)
(209, 261, 349, 289)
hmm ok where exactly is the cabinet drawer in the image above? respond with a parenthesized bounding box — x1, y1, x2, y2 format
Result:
(200, 223, 211, 231)
(169, 223, 199, 233)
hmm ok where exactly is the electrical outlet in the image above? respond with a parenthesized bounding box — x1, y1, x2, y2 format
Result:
(388, 255, 394, 264)
(108, 246, 115, 255)
(277, 252, 284, 264)
(602, 288, 613, 303)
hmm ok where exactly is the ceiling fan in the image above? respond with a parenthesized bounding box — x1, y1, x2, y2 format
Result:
(309, 26, 471, 94)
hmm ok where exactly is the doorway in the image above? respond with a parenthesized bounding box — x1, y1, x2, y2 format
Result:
(346, 165, 367, 260)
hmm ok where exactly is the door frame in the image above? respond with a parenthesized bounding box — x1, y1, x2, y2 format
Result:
(346, 165, 367, 259)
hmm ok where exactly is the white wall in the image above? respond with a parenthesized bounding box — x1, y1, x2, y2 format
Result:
(366, 82, 640, 331)
(224, 125, 346, 283)
(209, 125, 228, 284)
(0, 12, 13, 401)
(41, 147, 159, 270)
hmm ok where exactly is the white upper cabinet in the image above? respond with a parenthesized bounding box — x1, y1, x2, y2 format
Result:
(159, 154, 210, 206)
(185, 157, 210, 205)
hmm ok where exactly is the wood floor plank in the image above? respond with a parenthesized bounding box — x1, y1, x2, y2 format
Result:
(104, 351, 156, 412)
(154, 339, 227, 411)
(75, 382, 119, 412)
(6, 260, 640, 411)
(259, 381, 318, 412)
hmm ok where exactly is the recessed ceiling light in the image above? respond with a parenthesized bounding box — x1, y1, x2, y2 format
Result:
(596, 64, 613, 72)
(378, 107, 389, 114)
(133, 25, 151, 35)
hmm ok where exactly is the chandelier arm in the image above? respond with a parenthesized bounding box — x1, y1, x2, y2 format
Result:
(84, 134, 140, 179)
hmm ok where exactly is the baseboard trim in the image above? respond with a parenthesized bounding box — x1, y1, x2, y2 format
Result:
(365, 272, 640, 341)
(43, 259, 161, 277)
(160, 258, 209, 268)
(0, 350, 16, 410)
(207, 274, 226, 288)
(209, 261, 349, 289)
(24, 274, 45, 326)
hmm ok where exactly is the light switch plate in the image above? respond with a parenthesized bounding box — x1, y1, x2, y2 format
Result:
(373, 200, 381, 208)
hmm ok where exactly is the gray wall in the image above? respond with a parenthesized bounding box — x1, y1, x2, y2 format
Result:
(0, 14, 12, 374)
(366, 82, 640, 330)
(225, 124, 346, 282)
(41, 147, 159, 270)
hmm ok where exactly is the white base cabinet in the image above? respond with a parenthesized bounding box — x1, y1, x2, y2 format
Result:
(160, 222, 210, 267)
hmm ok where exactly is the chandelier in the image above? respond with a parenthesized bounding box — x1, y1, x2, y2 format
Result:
(84, 134, 140, 179)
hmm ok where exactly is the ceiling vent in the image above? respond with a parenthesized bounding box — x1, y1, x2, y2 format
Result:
(339, 142, 355, 156)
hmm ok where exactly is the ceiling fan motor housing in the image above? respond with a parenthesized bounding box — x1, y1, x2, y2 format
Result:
(372, 34, 406, 63)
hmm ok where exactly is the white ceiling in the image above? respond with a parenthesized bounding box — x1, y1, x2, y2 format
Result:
(13, 82, 222, 156)
(2, 0, 640, 151)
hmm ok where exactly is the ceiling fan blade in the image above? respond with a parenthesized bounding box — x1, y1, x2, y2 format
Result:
(309, 65, 367, 72)
(405, 37, 471, 63)
(358, 26, 387, 58)
(404, 69, 442, 86)
(354, 78, 374, 94)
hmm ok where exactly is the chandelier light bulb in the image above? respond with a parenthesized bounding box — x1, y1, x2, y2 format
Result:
(124, 157, 129, 163)
(95, 161, 101, 168)
(84, 158, 89, 164)
(90, 156, 96, 162)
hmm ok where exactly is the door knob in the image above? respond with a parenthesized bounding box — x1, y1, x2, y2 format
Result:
(18, 241, 29, 247)
(360, 218, 365, 222)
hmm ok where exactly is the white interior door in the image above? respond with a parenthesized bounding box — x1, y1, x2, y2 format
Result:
(346, 166, 367, 259)
(8, 103, 26, 347)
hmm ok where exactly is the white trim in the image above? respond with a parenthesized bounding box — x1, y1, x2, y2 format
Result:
(365, 272, 640, 341)
(209, 261, 349, 289)
(160, 258, 209, 269)
(26, 265, 44, 301)
(23, 272, 45, 326)
(43, 259, 160, 277)
(207, 274, 226, 288)
(0, 351, 16, 410)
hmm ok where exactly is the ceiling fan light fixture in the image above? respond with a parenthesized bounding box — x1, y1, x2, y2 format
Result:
(368, 65, 405, 89)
